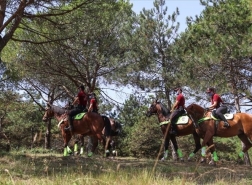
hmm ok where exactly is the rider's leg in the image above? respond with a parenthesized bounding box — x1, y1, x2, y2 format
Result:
(216, 106, 229, 128)
(65, 109, 80, 132)
(65, 114, 74, 132)
(170, 111, 181, 135)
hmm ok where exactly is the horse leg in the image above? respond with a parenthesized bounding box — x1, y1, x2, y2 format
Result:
(104, 136, 111, 157)
(200, 132, 214, 163)
(63, 132, 72, 157)
(188, 132, 202, 161)
(73, 135, 81, 155)
(74, 134, 84, 155)
(206, 139, 217, 166)
(89, 136, 98, 157)
(79, 135, 85, 155)
(86, 136, 98, 157)
(161, 135, 170, 161)
(237, 133, 252, 161)
(170, 136, 184, 162)
(110, 139, 117, 157)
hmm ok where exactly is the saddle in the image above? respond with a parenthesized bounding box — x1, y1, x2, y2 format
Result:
(211, 111, 234, 120)
(197, 112, 234, 124)
(159, 115, 189, 126)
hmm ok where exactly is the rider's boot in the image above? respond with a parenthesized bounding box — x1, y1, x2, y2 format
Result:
(219, 114, 230, 128)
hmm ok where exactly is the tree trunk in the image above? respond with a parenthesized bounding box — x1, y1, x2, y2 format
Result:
(45, 120, 51, 149)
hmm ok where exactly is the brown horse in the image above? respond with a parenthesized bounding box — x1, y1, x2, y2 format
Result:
(42, 104, 110, 157)
(146, 100, 202, 161)
(75, 117, 122, 157)
(186, 103, 252, 163)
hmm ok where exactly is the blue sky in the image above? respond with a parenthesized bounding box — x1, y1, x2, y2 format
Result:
(130, 0, 205, 32)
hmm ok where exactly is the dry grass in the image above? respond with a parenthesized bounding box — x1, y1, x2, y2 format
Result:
(0, 152, 252, 185)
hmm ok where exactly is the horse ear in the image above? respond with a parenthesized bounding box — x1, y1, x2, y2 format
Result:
(155, 99, 158, 103)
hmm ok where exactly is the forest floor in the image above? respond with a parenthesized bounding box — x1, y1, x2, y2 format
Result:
(1, 152, 252, 184)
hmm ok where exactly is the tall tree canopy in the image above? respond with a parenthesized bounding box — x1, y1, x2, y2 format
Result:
(174, 0, 252, 111)
(0, 0, 97, 53)
(3, 0, 134, 105)
(119, 0, 181, 108)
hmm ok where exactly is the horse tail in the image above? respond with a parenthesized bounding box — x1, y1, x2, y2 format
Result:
(102, 116, 111, 136)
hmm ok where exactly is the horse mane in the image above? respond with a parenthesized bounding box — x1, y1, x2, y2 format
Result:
(51, 105, 66, 115)
(158, 102, 171, 117)
(188, 103, 204, 110)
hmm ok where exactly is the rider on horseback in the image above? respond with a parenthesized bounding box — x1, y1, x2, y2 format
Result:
(65, 85, 88, 132)
(169, 88, 186, 135)
(206, 87, 230, 128)
(88, 92, 99, 113)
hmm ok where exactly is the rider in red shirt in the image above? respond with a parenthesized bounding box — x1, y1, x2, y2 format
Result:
(88, 92, 99, 113)
(206, 87, 230, 128)
(65, 85, 87, 132)
(169, 88, 186, 135)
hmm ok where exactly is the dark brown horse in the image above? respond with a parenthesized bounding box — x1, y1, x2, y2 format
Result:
(186, 103, 252, 163)
(146, 100, 202, 161)
(42, 104, 110, 157)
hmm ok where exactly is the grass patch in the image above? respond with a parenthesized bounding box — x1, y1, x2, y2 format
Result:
(0, 151, 252, 185)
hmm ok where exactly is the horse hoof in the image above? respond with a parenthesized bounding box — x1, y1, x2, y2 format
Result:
(209, 160, 216, 166)
(88, 152, 93, 157)
(200, 157, 206, 163)
(160, 157, 167, 161)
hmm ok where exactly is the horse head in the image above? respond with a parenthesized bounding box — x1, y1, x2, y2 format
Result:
(146, 100, 159, 117)
(42, 103, 54, 122)
(146, 99, 171, 117)
(42, 103, 67, 122)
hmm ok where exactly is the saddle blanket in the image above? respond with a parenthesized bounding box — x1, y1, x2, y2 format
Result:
(211, 113, 234, 120)
(57, 113, 86, 128)
(159, 115, 189, 126)
(74, 112, 86, 120)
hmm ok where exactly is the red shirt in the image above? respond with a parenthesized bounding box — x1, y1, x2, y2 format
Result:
(211, 93, 223, 108)
(78, 90, 87, 106)
(175, 93, 185, 109)
(90, 98, 98, 110)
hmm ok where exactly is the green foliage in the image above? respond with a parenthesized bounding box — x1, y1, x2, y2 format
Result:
(117, 94, 162, 157)
(175, 0, 252, 93)
(123, 0, 181, 95)
(128, 116, 161, 158)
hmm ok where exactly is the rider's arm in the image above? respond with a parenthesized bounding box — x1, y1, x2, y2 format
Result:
(208, 101, 217, 110)
(88, 100, 93, 112)
(72, 96, 79, 105)
(171, 100, 179, 112)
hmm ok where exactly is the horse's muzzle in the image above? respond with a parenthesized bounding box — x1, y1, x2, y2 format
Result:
(146, 112, 151, 117)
